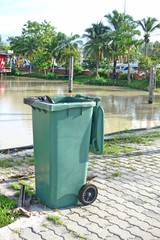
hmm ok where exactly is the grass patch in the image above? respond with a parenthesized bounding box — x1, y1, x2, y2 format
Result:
(17, 70, 160, 92)
(0, 194, 19, 228)
(10, 180, 35, 197)
(90, 159, 97, 164)
(103, 141, 134, 155)
(103, 130, 160, 155)
(27, 157, 34, 165)
(0, 158, 15, 168)
(47, 215, 63, 225)
(0, 157, 34, 169)
(112, 171, 122, 178)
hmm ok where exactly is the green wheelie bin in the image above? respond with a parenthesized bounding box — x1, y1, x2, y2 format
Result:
(24, 94, 104, 208)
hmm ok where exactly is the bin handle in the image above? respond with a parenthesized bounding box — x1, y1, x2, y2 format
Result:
(75, 94, 101, 104)
(92, 138, 99, 153)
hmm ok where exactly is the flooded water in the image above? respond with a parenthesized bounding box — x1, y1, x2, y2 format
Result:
(1, 76, 160, 149)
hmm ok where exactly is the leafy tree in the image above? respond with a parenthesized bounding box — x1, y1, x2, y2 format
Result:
(104, 10, 127, 78)
(8, 20, 57, 73)
(137, 41, 160, 80)
(22, 20, 56, 73)
(56, 33, 82, 74)
(104, 10, 141, 80)
(0, 35, 10, 50)
(138, 55, 153, 78)
(7, 36, 24, 55)
(0, 35, 5, 49)
(33, 50, 52, 74)
(45, 32, 66, 72)
(144, 41, 160, 65)
(8, 21, 81, 74)
(83, 21, 110, 77)
(137, 17, 160, 56)
(118, 15, 142, 82)
(0, 35, 3, 48)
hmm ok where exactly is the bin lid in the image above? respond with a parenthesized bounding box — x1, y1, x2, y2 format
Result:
(24, 96, 96, 111)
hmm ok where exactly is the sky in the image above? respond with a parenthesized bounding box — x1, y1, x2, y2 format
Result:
(1, 0, 160, 43)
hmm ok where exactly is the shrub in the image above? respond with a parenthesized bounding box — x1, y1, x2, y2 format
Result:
(10, 68, 21, 76)
(98, 69, 109, 78)
(45, 72, 55, 80)
(120, 73, 128, 80)
(74, 64, 83, 74)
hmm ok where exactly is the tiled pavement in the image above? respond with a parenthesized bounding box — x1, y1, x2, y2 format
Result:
(1, 138, 160, 240)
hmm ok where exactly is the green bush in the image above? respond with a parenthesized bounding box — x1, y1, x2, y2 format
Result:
(45, 72, 55, 80)
(9, 68, 21, 76)
(98, 69, 109, 78)
(120, 73, 128, 80)
(156, 69, 160, 83)
(74, 64, 83, 74)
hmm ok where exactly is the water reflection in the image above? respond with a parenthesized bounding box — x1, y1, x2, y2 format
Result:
(0, 77, 160, 149)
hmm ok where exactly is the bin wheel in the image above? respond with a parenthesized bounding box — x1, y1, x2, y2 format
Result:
(78, 184, 98, 205)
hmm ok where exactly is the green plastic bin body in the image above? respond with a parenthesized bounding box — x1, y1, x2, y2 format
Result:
(29, 96, 96, 208)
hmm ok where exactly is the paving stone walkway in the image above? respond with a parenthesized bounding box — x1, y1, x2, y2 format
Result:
(1, 136, 160, 239)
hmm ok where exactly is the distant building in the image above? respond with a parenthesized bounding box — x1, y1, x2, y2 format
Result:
(0, 50, 13, 73)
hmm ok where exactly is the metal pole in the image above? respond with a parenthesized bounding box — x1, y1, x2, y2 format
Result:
(148, 66, 154, 104)
(68, 56, 74, 93)
(52, 58, 55, 73)
(124, 0, 126, 13)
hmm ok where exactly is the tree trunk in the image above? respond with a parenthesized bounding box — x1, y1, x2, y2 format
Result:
(29, 64, 32, 74)
(52, 58, 55, 73)
(112, 58, 117, 79)
(127, 51, 131, 84)
(145, 42, 147, 56)
(95, 59, 99, 78)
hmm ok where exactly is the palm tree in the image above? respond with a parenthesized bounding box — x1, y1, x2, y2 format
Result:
(104, 10, 142, 81)
(83, 22, 110, 77)
(57, 33, 82, 74)
(104, 10, 137, 78)
(21, 37, 38, 73)
(137, 17, 160, 55)
(118, 15, 141, 83)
